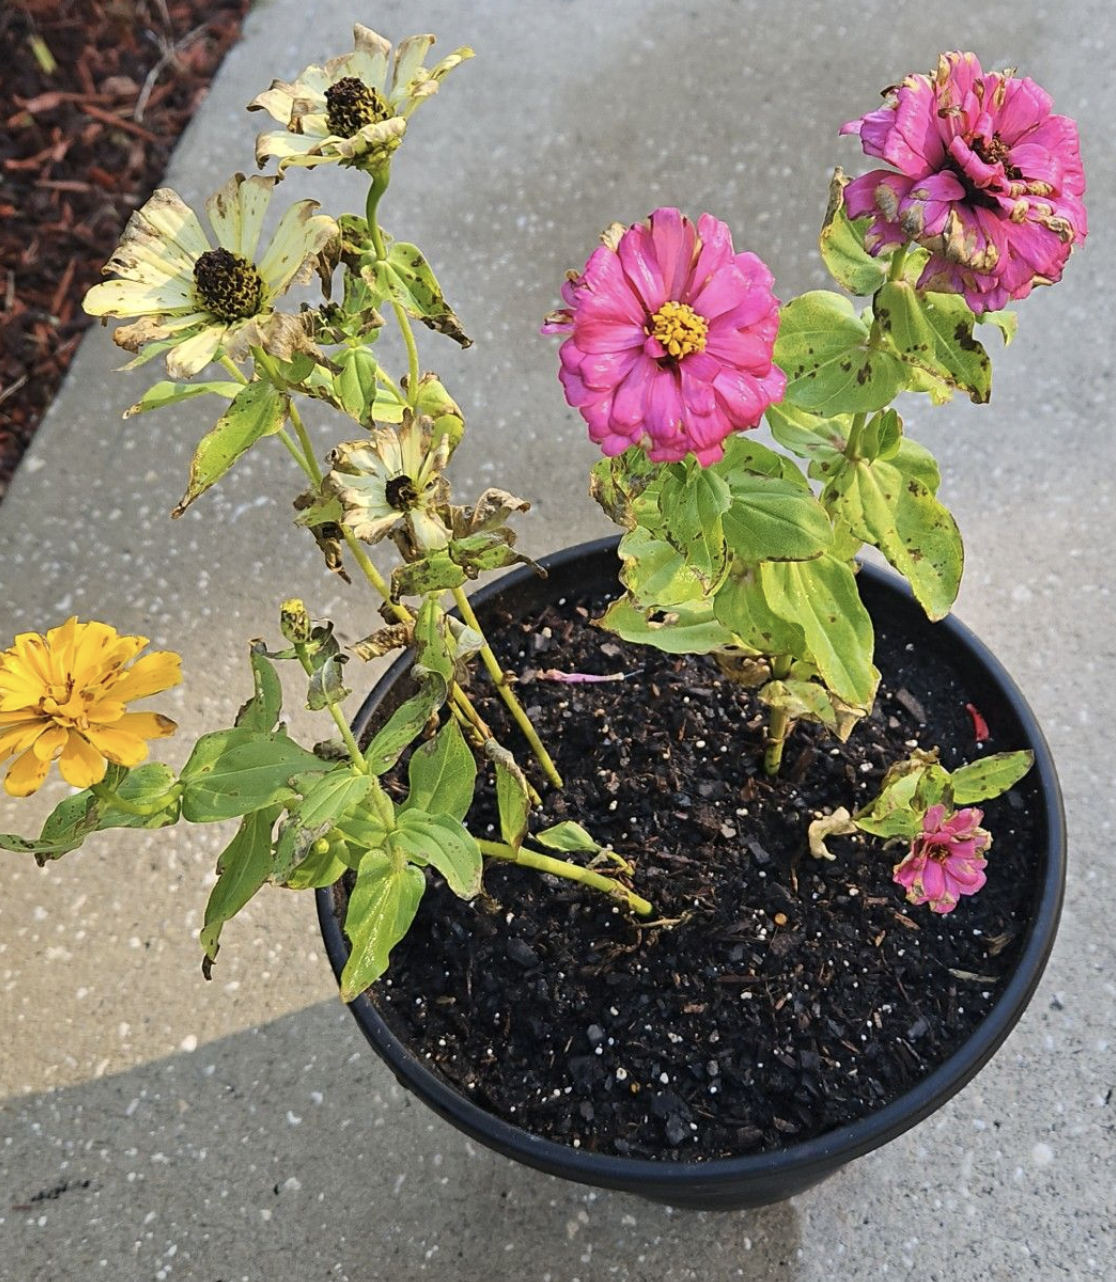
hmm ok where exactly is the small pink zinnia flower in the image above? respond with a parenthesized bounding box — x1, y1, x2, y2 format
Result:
(543, 208, 785, 465)
(841, 52, 1086, 313)
(893, 804, 992, 915)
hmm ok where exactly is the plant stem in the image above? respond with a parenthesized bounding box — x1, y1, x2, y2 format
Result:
(364, 166, 422, 402)
(451, 585, 564, 789)
(276, 427, 313, 477)
(763, 654, 794, 778)
(287, 401, 323, 486)
(845, 243, 912, 462)
(335, 528, 529, 792)
(478, 839, 653, 916)
(887, 240, 911, 283)
(218, 355, 248, 385)
(90, 780, 183, 816)
(292, 642, 368, 773)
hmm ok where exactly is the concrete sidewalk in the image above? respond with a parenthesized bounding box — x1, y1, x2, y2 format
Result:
(2, 0, 1113, 1277)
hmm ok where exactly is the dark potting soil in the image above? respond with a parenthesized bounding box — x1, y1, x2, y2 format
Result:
(360, 588, 1039, 1162)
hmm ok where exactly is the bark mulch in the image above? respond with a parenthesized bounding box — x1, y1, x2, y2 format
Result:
(0, 0, 251, 498)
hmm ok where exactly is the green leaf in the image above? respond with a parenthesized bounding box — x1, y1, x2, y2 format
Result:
(488, 742, 530, 848)
(894, 437, 941, 493)
(412, 597, 455, 681)
(283, 840, 349, 890)
(340, 852, 425, 1000)
(658, 462, 730, 587)
(616, 526, 708, 610)
(270, 764, 374, 887)
(819, 169, 889, 296)
(125, 379, 241, 418)
(180, 728, 326, 822)
(598, 595, 735, 655)
(825, 452, 963, 621)
(589, 448, 658, 529)
(363, 673, 448, 776)
(858, 408, 903, 463)
(199, 805, 280, 969)
(234, 644, 283, 732)
(758, 678, 839, 731)
(332, 346, 380, 424)
(373, 241, 472, 348)
(977, 307, 1017, 347)
(775, 290, 906, 416)
(713, 567, 806, 658)
(765, 401, 849, 469)
(951, 751, 1034, 804)
(722, 473, 832, 563)
(535, 821, 601, 854)
(393, 809, 483, 899)
(27, 765, 182, 861)
(404, 719, 476, 823)
(874, 281, 992, 405)
(172, 380, 288, 517)
(391, 549, 468, 599)
(854, 751, 945, 838)
(760, 557, 878, 706)
(0, 808, 100, 858)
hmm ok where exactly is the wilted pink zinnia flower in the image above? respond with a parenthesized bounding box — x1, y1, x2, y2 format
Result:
(841, 52, 1086, 313)
(893, 804, 992, 914)
(543, 208, 784, 465)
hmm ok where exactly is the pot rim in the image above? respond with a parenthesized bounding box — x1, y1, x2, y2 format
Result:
(317, 536, 1066, 1193)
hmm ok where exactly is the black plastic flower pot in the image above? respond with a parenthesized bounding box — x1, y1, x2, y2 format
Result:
(316, 536, 1066, 1211)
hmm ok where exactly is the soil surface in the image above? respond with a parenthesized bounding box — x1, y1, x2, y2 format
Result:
(0, 0, 250, 498)
(363, 590, 1039, 1162)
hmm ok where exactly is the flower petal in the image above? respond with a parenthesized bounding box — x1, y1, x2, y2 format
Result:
(109, 651, 183, 704)
(165, 323, 228, 379)
(58, 731, 109, 788)
(4, 747, 51, 797)
(258, 203, 335, 297)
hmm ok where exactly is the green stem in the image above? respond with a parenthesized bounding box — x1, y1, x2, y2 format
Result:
(218, 355, 248, 385)
(364, 166, 422, 403)
(292, 642, 368, 773)
(336, 529, 527, 797)
(91, 780, 183, 816)
(276, 427, 313, 478)
(762, 654, 795, 778)
(287, 401, 323, 486)
(451, 586, 564, 789)
(478, 839, 653, 916)
(846, 243, 911, 462)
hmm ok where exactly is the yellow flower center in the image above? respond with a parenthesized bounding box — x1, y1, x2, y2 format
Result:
(193, 248, 263, 321)
(648, 300, 708, 360)
(325, 76, 392, 138)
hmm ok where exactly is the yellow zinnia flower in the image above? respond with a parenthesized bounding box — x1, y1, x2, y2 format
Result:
(0, 619, 181, 798)
(248, 24, 473, 173)
(83, 173, 336, 379)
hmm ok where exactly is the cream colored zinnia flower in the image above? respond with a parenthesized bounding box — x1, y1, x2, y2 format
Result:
(0, 619, 181, 798)
(83, 173, 336, 379)
(325, 412, 451, 549)
(248, 24, 473, 173)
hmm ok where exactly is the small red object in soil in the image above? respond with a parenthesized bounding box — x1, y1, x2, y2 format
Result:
(965, 703, 991, 743)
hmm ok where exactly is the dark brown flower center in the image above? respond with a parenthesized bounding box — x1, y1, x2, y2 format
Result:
(386, 474, 419, 511)
(971, 132, 1022, 179)
(325, 76, 392, 138)
(193, 248, 263, 320)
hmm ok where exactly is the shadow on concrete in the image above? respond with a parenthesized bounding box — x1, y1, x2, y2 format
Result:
(2, 1001, 803, 1281)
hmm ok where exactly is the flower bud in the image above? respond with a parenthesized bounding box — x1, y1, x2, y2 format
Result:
(280, 598, 313, 645)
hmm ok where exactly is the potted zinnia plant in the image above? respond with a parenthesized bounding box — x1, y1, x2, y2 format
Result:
(1, 34, 1077, 1208)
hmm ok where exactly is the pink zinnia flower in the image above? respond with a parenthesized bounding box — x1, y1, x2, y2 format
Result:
(543, 209, 784, 465)
(841, 52, 1086, 313)
(893, 804, 992, 915)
